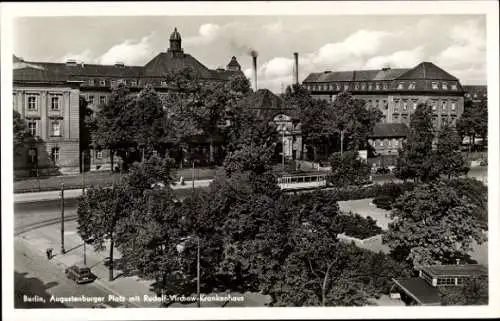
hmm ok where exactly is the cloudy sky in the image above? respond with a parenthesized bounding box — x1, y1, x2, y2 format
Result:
(13, 15, 486, 93)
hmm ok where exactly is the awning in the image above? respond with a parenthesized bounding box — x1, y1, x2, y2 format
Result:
(392, 278, 441, 306)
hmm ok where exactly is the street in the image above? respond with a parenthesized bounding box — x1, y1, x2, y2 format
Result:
(14, 239, 123, 308)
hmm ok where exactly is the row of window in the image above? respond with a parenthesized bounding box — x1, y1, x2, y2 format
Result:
(87, 79, 138, 87)
(371, 138, 401, 148)
(22, 94, 62, 111)
(27, 147, 60, 163)
(26, 120, 62, 137)
(87, 95, 108, 105)
(307, 81, 458, 92)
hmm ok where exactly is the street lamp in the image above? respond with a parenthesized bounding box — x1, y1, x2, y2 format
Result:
(176, 236, 201, 308)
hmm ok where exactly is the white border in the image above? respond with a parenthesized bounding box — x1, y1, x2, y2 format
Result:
(2, 1, 499, 320)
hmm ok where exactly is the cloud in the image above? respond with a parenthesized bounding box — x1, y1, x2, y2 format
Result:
(434, 19, 486, 69)
(183, 23, 222, 46)
(98, 33, 155, 65)
(262, 20, 283, 34)
(364, 46, 425, 69)
(59, 49, 94, 63)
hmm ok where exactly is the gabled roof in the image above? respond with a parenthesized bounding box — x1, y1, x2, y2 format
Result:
(303, 68, 409, 83)
(240, 89, 299, 120)
(397, 62, 458, 81)
(369, 123, 409, 138)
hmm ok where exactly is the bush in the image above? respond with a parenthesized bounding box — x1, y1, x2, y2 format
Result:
(320, 182, 416, 202)
(335, 212, 382, 239)
(373, 195, 394, 210)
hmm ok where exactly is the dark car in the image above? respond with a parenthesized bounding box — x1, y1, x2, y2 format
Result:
(65, 265, 93, 284)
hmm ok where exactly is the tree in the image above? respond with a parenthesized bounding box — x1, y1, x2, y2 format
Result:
(327, 151, 370, 187)
(384, 182, 486, 266)
(456, 97, 488, 152)
(328, 92, 382, 152)
(92, 84, 136, 171)
(13, 109, 31, 150)
(223, 144, 274, 177)
(132, 85, 167, 161)
(446, 177, 488, 230)
(395, 103, 438, 183)
(435, 123, 469, 179)
(440, 276, 488, 305)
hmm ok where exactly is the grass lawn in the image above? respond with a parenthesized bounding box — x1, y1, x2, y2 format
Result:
(14, 167, 223, 193)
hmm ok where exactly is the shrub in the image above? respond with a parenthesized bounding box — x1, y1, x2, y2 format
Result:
(335, 212, 382, 239)
(373, 195, 394, 210)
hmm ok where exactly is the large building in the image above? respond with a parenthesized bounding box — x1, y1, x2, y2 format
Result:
(303, 62, 467, 163)
(13, 28, 244, 176)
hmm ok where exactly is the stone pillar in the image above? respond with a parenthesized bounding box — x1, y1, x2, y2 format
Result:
(64, 91, 70, 139)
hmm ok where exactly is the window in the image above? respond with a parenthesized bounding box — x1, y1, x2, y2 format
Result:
(28, 121, 37, 136)
(383, 100, 388, 109)
(394, 99, 400, 110)
(437, 277, 456, 286)
(368, 83, 373, 90)
(361, 83, 366, 90)
(451, 83, 458, 90)
(344, 84, 349, 91)
(383, 83, 388, 90)
(111, 80, 117, 86)
(50, 96, 60, 110)
(442, 82, 448, 90)
(442, 101, 447, 110)
(27, 96, 37, 110)
(329, 84, 334, 91)
(397, 82, 404, 90)
(403, 100, 408, 110)
(336, 83, 341, 90)
(99, 80, 106, 86)
(96, 149, 103, 159)
(408, 82, 416, 90)
(51, 120, 61, 136)
(432, 82, 439, 90)
(131, 80, 137, 87)
(99, 96, 106, 105)
(152, 150, 158, 157)
(354, 83, 359, 90)
(388, 139, 392, 146)
(88, 79, 95, 86)
(375, 83, 380, 90)
(395, 139, 399, 147)
(161, 81, 167, 87)
(432, 101, 437, 110)
(375, 100, 379, 107)
(413, 101, 418, 109)
(451, 102, 457, 111)
(402, 115, 408, 122)
(380, 140, 384, 147)
(88, 95, 94, 105)
(51, 147, 60, 162)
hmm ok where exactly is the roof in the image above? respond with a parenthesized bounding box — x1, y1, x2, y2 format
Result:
(240, 89, 300, 120)
(142, 52, 213, 78)
(170, 27, 181, 41)
(392, 278, 441, 305)
(420, 264, 488, 277)
(369, 123, 409, 138)
(397, 62, 458, 81)
(226, 56, 241, 69)
(303, 68, 409, 83)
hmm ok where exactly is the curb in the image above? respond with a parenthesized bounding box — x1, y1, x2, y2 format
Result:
(17, 236, 144, 308)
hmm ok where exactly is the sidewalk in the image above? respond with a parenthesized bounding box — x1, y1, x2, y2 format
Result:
(16, 220, 271, 308)
(14, 179, 213, 203)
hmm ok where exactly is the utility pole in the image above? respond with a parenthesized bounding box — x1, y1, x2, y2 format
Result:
(60, 183, 65, 254)
(197, 236, 201, 308)
(82, 151, 85, 193)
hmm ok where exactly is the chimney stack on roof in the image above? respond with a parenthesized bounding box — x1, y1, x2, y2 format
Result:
(252, 54, 258, 92)
(293, 52, 299, 86)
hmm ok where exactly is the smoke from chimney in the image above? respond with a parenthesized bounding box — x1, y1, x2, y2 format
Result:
(293, 52, 299, 86)
(252, 54, 258, 91)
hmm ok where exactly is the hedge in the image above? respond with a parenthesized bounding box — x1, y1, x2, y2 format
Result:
(335, 213, 382, 239)
(313, 182, 417, 202)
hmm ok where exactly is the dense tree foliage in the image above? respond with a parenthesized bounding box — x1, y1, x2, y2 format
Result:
(440, 276, 488, 305)
(456, 97, 488, 151)
(384, 182, 486, 266)
(13, 109, 31, 150)
(395, 103, 439, 182)
(435, 123, 469, 179)
(327, 151, 371, 187)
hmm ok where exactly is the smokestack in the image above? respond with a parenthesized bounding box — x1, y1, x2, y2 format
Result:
(252, 54, 258, 91)
(293, 52, 299, 86)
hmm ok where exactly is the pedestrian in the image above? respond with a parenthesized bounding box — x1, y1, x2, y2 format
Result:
(179, 176, 185, 185)
(46, 248, 53, 260)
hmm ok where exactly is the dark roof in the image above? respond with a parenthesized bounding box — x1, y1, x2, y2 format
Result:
(241, 89, 299, 120)
(226, 56, 241, 69)
(369, 123, 409, 138)
(393, 278, 440, 305)
(142, 52, 213, 78)
(420, 264, 488, 277)
(397, 62, 458, 81)
(303, 68, 409, 83)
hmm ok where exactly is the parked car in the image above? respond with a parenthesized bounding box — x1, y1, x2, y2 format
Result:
(65, 265, 93, 284)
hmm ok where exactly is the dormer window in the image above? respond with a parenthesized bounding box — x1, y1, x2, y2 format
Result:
(451, 83, 457, 90)
(329, 84, 334, 91)
(110, 80, 117, 87)
(344, 84, 349, 91)
(99, 80, 106, 86)
(432, 82, 439, 90)
(361, 83, 366, 90)
(354, 83, 359, 90)
(403, 100, 408, 110)
(383, 83, 388, 90)
(408, 82, 416, 90)
(88, 79, 95, 86)
(397, 82, 404, 90)
(451, 101, 456, 111)
(336, 84, 341, 90)
(161, 81, 167, 87)
(442, 101, 447, 110)
(131, 80, 137, 87)
(368, 83, 373, 90)
(375, 83, 380, 90)
(442, 82, 448, 90)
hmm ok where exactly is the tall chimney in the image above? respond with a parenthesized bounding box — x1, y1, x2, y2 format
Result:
(293, 52, 299, 86)
(252, 55, 258, 91)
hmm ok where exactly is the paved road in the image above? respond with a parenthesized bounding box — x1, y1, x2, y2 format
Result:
(14, 239, 123, 308)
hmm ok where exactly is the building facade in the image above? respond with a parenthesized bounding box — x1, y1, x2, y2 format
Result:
(13, 28, 244, 176)
(303, 62, 466, 130)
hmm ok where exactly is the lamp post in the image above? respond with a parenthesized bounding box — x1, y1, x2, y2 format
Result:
(176, 236, 201, 308)
(60, 183, 65, 254)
